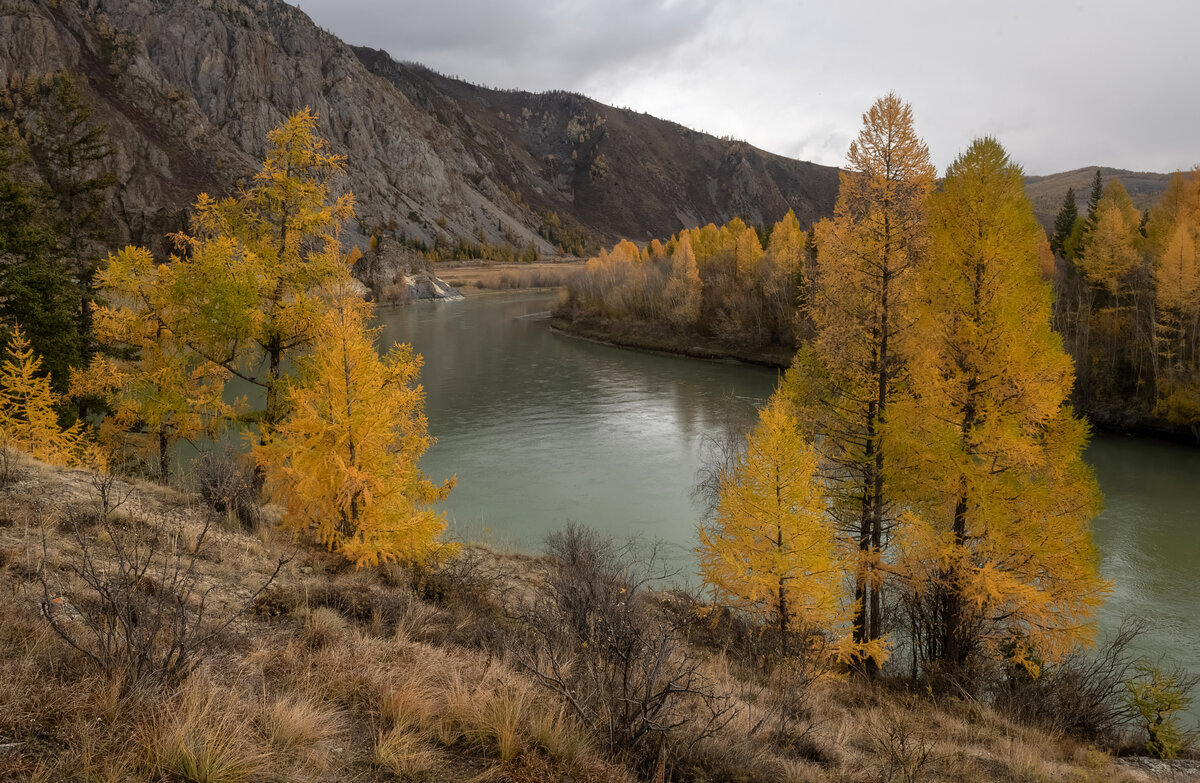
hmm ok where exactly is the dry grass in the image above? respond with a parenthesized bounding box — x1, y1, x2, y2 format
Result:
(145, 675, 268, 783)
(260, 694, 345, 751)
(301, 605, 350, 648)
(435, 261, 583, 295)
(374, 728, 445, 778)
(0, 457, 1184, 783)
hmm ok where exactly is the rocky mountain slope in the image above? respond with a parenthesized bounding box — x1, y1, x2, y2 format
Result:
(352, 49, 840, 243)
(0, 0, 841, 275)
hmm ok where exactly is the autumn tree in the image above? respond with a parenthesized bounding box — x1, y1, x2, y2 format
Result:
(663, 232, 701, 327)
(1149, 169, 1200, 422)
(97, 109, 355, 442)
(897, 138, 1105, 676)
(255, 290, 454, 567)
(75, 248, 232, 481)
(800, 93, 935, 671)
(697, 393, 841, 656)
(762, 210, 806, 343)
(1076, 180, 1149, 406)
(0, 327, 97, 467)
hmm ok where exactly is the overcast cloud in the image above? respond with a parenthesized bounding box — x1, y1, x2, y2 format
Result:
(299, 0, 1200, 174)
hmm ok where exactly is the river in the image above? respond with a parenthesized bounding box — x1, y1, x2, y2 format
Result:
(377, 290, 1200, 702)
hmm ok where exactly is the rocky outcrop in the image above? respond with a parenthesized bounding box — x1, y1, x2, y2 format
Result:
(0, 0, 841, 289)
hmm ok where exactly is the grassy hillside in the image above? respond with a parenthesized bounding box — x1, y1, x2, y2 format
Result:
(1, 455, 1194, 782)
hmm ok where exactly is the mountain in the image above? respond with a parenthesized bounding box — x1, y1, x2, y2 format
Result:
(0, 0, 840, 274)
(1024, 166, 1176, 229)
(351, 50, 841, 244)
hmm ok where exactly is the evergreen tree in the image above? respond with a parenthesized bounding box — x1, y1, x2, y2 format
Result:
(1084, 169, 1103, 234)
(1050, 187, 1078, 258)
(0, 120, 81, 394)
(12, 72, 116, 356)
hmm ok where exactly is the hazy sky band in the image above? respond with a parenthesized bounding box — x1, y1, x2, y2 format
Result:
(296, 0, 1200, 175)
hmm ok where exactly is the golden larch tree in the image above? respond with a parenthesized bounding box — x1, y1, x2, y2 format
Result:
(76, 246, 233, 480)
(147, 109, 355, 440)
(0, 327, 99, 467)
(255, 290, 455, 568)
(763, 210, 805, 342)
(897, 137, 1106, 674)
(697, 393, 841, 656)
(1151, 168, 1200, 420)
(664, 233, 702, 327)
(802, 93, 935, 670)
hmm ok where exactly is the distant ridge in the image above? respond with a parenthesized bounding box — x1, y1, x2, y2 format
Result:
(1024, 167, 1176, 229)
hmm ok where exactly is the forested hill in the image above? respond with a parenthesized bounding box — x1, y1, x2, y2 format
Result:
(0, 0, 839, 265)
(1026, 167, 1174, 229)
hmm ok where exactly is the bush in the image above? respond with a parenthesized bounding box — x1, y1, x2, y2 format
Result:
(193, 447, 261, 530)
(38, 471, 287, 686)
(1124, 663, 1198, 759)
(993, 618, 1142, 744)
(512, 524, 734, 772)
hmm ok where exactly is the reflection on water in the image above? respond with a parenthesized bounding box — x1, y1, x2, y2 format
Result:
(1086, 435, 1200, 715)
(380, 291, 1199, 712)
(377, 292, 777, 559)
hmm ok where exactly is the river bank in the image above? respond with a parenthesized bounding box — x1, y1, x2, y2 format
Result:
(433, 260, 584, 296)
(550, 314, 796, 369)
(550, 310, 1200, 444)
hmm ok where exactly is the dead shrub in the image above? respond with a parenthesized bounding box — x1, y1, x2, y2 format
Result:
(993, 618, 1143, 745)
(37, 474, 287, 686)
(512, 524, 734, 773)
(192, 448, 260, 531)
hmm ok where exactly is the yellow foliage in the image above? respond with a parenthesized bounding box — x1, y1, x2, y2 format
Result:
(78, 247, 234, 478)
(802, 93, 935, 662)
(1081, 181, 1141, 295)
(147, 109, 355, 437)
(697, 394, 843, 646)
(664, 233, 701, 327)
(898, 137, 1106, 670)
(255, 291, 454, 568)
(0, 327, 100, 467)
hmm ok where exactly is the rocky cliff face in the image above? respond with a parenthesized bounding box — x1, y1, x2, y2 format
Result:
(0, 0, 840, 273)
(353, 50, 841, 243)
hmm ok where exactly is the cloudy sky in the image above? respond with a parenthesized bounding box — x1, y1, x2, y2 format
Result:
(297, 0, 1199, 175)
